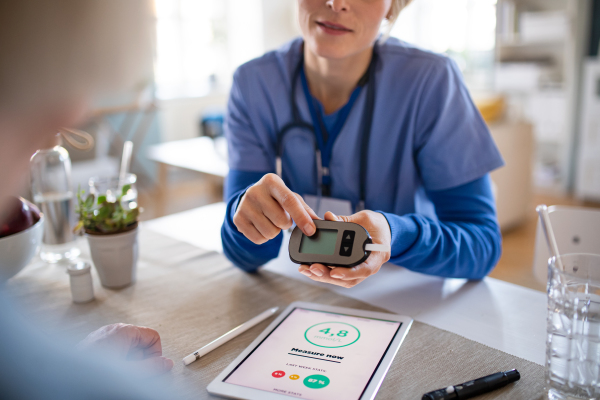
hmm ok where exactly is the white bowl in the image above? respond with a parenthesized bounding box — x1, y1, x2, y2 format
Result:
(0, 214, 44, 282)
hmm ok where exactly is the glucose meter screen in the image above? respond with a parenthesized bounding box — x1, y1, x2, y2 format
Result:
(224, 308, 401, 400)
(299, 229, 337, 255)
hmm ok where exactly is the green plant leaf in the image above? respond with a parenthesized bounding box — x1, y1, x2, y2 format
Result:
(124, 208, 139, 224)
(72, 220, 84, 235)
(75, 185, 138, 234)
(85, 194, 94, 208)
(97, 206, 110, 220)
(122, 184, 131, 196)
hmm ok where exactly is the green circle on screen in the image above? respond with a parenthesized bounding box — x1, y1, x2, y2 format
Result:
(304, 322, 360, 348)
(303, 374, 330, 389)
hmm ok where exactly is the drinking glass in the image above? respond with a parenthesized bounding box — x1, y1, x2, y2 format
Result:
(88, 173, 137, 210)
(546, 253, 600, 400)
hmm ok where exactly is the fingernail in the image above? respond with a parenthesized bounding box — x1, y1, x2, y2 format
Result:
(304, 224, 315, 236)
(330, 212, 338, 219)
(164, 358, 174, 369)
(310, 268, 323, 277)
(301, 270, 312, 277)
(331, 272, 344, 279)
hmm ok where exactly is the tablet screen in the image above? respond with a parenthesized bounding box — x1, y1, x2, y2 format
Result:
(224, 307, 402, 400)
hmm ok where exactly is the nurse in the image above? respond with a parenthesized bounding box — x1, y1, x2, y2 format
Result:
(221, 0, 504, 288)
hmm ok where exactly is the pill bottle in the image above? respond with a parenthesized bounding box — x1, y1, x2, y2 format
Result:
(66, 262, 94, 303)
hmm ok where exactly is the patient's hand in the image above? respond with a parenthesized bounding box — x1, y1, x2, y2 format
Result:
(77, 323, 174, 376)
(298, 210, 392, 288)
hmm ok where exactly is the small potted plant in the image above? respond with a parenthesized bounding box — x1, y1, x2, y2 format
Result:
(74, 184, 140, 289)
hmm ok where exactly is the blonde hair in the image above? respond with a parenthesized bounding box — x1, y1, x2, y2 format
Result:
(380, 0, 414, 42)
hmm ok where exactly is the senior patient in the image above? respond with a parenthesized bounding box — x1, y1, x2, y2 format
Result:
(0, 1, 173, 398)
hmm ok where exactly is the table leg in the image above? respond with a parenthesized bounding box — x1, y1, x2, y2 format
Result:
(156, 162, 168, 217)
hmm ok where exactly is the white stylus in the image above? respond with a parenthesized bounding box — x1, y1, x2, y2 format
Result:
(182, 307, 279, 366)
(365, 243, 390, 252)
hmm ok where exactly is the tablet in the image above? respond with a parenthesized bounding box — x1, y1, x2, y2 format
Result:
(207, 301, 413, 400)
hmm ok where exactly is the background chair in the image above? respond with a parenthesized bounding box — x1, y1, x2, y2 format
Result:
(533, 206, 600, 284)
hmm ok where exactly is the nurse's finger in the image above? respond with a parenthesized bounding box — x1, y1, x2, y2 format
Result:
(298, 263, 327, 277)
(323, 211, 342, 221)
(298, 264, 311, 277)
(234, 215, 268, 244)
(294, 193, 320, 220)
(299, 264, 364, 288)
(251, 211, 282, 241)
(330, 254, 383, 280)
(260, 195, 294, 230)
(308, 263, 330, 278)
(266, 178, 315, 236)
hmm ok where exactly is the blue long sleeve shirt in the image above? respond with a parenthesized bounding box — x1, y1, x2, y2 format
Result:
(221, 170, 501, 280)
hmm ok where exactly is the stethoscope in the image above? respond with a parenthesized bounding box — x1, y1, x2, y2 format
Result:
(275, 43, 378, 212)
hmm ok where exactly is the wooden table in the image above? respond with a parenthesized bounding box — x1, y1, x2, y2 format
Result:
(146, 137, 229, 216)
(145, 203, 549, 366)
(6, 228, 545, 399)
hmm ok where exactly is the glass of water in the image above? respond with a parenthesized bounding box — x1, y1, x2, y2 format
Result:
(88, 173, 138, 210)
(546, 253, 600, 400)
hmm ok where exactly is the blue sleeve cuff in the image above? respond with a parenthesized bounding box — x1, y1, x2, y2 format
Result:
(377, 211, 419, 258)
(378, 175, 501, 280)
(221, 184, 283, 272)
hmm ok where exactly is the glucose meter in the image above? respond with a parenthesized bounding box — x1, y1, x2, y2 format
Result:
(288, 220, 389, 268)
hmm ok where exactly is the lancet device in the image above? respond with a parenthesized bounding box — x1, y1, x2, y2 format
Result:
(289, 220, 389, 268)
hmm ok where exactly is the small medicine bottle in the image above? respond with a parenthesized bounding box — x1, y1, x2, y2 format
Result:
(66, 262, 95, 303)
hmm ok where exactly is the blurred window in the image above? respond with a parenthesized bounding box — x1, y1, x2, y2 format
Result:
(154, 0, 264, 99)
(154, 0, 497, 98)
(391, 0, 497, 91)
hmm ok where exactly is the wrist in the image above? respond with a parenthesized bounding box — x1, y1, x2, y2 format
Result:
(377, 211, 392, 238)
(233, 183, 256, 213)
(376, 211, 419, 258)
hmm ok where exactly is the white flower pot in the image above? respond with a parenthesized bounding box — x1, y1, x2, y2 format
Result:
(86, 225, 138, 289)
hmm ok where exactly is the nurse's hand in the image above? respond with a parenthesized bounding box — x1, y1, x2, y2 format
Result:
(234, 173, 319, 244)
(298, 211, 391, 288)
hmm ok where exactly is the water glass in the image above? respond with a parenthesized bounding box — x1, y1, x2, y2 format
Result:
(88, 173, 138, 210)
(546, 253, 600, 400)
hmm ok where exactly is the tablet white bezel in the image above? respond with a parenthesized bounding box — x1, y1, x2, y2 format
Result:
(206, 301, 413, 400)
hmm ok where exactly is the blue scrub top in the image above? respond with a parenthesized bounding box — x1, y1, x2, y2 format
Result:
(226, 37, 503, 221)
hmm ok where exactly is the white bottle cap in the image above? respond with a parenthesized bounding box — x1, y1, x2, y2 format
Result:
(67, 262, 94, 304)
(67, 261, 91, 276)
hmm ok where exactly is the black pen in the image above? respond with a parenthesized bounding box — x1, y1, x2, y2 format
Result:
(422, 369, 520, 400)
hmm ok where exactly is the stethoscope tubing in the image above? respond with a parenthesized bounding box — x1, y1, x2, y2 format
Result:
(275, 43, 378, 211)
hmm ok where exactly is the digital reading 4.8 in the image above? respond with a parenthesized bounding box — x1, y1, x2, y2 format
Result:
(223, 308, 402, 400)
(299, 229, 338, 255)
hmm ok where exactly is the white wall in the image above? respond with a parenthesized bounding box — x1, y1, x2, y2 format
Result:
(262, 0, 299, 52)
(228, 0, 264, 69)
(159, 93, 229, 142)
(159, 0, 298, 143)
